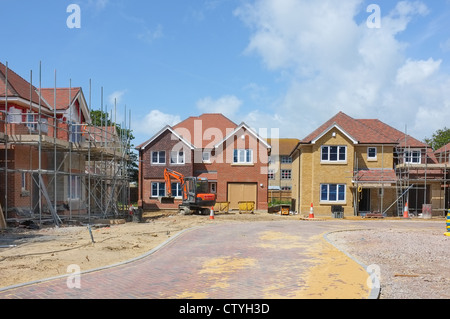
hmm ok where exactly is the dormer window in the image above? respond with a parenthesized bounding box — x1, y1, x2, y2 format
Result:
(404, 150, 421, 164)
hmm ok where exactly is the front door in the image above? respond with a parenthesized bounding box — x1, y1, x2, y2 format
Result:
(359, 188, 371, 212)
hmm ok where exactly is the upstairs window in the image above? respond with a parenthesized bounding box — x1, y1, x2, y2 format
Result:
(404, 150, 421, 164)
(321, 146, 346, 163)
(151, 151, 166, 164)
(170, 151, 185, 164)
(368, 147, 377, 160)
(233, 149, 253, 164)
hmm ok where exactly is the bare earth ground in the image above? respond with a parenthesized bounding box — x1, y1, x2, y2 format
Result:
(0, 211, 448, 299)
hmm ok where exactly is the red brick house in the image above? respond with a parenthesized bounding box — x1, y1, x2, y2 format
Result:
(0, 62, 129, 224)
(0, 62, 92, 218)
(136, 113, 271, 212)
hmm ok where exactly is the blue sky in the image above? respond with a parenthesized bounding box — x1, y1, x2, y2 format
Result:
(2, 0, 450, 147)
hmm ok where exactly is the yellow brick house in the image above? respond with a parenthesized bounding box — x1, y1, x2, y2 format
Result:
(290, 112, 436, 217)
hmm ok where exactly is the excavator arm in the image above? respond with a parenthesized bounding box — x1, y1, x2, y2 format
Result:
(164, 168, 185, 198)
(161, 168, 216, 214)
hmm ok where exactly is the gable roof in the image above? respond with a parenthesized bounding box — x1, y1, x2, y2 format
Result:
(39, 87, 91, 123)
(215, 122, 271, 150)
(135, 125, 196, 151)
(40, 87, 81, 110)
(173, 113, 238, 148)
(0, 61, 49, 108)
(435, 142, 450, 155)
(136, 113, 271, 151)
(300, 112, 428, 147)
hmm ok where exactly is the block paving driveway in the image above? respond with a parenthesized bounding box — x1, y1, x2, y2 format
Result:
(0, 219, 432, 299)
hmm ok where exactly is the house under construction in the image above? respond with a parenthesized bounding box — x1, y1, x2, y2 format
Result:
(352, 123, 450, 217)
(0, 61, 132, 227)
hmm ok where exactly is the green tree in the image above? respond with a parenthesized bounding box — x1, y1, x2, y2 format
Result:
(425, 127, 450, 151)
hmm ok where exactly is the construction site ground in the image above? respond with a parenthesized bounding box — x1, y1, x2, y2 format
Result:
(0, 211, 448, 299)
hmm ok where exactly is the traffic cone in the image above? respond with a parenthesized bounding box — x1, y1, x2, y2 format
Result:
(309, 203, 315, 219)
(210, 207, 215, 220)
(403, 202, 409, 218)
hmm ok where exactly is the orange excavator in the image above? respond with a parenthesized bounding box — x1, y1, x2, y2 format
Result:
(162, 168, 216, 215)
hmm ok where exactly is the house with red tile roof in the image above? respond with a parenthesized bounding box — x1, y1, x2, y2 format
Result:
(290, 112, 447, 217)
(0, 62, 128, 223)
(135, 113, 271, 212)
(0, 62, 93, 218)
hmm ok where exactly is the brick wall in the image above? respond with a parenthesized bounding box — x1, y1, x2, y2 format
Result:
(138, 126, 270, 211)
(139, 129, 194, 210)
(293, 129, 399, 217)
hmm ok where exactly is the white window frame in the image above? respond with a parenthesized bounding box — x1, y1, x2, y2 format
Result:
(26, 113, 37, 131)
(320, 184, 346, 203)
(233, 149, 253, 164)
(367, 147, 377, 160)
(202, 151, 211, 163)
(171, 183, 183, 198)
(151, 151, 166, 164)
(404, 149, 421, 164)
(268, 169, 275, 180)
(151, 182, 166, 198)
(170, 150, 185, 165)
(321, 146, 347, 163)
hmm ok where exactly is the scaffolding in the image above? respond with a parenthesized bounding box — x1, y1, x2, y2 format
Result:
(0, 62, 133, 227)
(394, 145, 449, 217)
(352, 142, 450, 217)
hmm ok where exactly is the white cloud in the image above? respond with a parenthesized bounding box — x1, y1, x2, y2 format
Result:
(108, 90, 127, 106)
(134, 110, 181, 137)
(235, 0, 448, 141)
(138, 24, 164, 43)
(87, 0, 109, 11)
(396, 58, 442, 85)
(196, 95, 242, 118)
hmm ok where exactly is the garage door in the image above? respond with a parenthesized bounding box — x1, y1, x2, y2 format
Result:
(228, 183, 257, 210)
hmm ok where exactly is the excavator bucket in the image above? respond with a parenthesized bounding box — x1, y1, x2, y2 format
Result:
(159, 196, 175, 204)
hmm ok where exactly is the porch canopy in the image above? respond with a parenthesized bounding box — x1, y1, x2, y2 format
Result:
(353, 169, 397, 188)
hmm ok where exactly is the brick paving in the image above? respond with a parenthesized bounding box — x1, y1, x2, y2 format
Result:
(0, 220, 374, 299)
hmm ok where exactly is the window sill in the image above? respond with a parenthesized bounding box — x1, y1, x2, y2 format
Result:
(231, 163, 254, 167)
(320, 161, 348, 165)
(320, 201, 346, 205)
